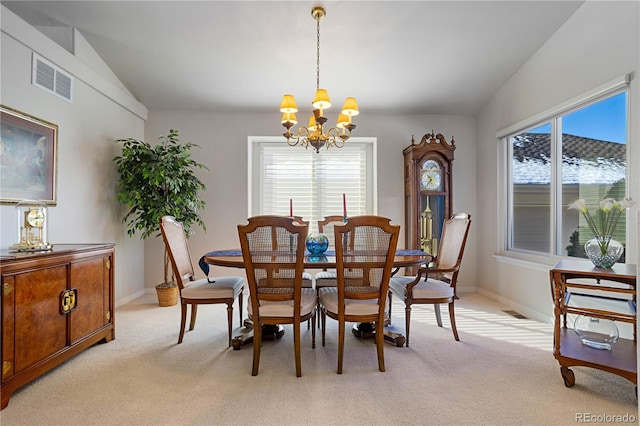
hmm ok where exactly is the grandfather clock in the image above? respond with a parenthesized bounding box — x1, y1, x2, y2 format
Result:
(403, 130, 455, 256)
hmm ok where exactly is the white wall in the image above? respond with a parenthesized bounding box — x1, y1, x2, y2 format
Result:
(144, 111, 478, 291)
(476, 1, 640, 321)
(0, 6, 148, 306)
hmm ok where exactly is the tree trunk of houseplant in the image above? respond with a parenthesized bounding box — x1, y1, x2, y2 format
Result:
(156, 250, 178, 306)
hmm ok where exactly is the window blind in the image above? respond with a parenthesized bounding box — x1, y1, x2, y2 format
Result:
(256, 143, 370, 232)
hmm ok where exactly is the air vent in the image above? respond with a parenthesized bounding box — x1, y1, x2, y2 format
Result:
(503, 310, 528, 319)
(32, 53, 73, 102)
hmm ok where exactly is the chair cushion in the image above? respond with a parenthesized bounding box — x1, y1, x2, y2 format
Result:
(389, 276, 454, 300)
(181, 276, 244, 299)
(318, 287, 381, 316)
(302, 272, 313, 288)
(248, 288, 317, 318)
(314, 270, 337, 288)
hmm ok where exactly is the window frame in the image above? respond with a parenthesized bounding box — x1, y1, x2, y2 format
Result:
(497, 75, 630, 262)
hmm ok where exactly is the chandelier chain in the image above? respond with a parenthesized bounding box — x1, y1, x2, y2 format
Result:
(316, 14, 321, 90)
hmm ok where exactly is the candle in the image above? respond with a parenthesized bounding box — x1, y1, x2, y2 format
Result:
(342, 193, 347, 218)
(289, 199, 293, 217)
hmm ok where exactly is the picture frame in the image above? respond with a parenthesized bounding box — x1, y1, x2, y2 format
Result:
(1, 105, 58, 205)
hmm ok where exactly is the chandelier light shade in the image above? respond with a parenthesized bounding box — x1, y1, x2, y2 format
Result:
(280, 6, 359, 153)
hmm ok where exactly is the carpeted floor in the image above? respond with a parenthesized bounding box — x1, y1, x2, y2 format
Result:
(1, 292, 637, 425)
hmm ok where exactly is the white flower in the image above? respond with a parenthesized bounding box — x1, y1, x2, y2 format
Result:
(568, 199, 588, 213)
(599, 198, 615, 211)
(619, 198, 636, 210)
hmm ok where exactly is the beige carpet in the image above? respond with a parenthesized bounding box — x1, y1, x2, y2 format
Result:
(1, 292, 637, 425)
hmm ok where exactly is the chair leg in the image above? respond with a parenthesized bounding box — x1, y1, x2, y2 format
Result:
(311, 311, 316, 349)
(294, 320, 302, 377)
(226, 302, 233, 347)
(448, 301, 460, 341)
(376, 320, 385, 372)
(178, 302, 188, 344)
(404, 303, 412, 347)
(189, 304, 198, 330)
(337, 319, 345, 374)
(252, 322, 262, 376)
(321, 309, 327, 347)
(388, 292, 393, 324)
(434, 303, 443, 327)
(238, 292, 243, 327)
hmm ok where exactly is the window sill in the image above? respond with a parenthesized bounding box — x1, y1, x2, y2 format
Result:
(493, 252, 559, 272)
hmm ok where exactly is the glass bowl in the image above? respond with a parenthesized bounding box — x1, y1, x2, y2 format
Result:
(574, 315, 619, 350)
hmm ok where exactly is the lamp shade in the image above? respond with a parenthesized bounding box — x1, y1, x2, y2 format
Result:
(281, 112, 297, 126)
(307, 115, 317, 132)
(280, 94, 298, 113)
(312, 89, 331, 110)
(336, 113, 350, 129)
(341, 97, 359, 116)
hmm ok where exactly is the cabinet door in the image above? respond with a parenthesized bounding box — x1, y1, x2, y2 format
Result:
(69, 257, 107, 344)
(14, 266, 68, 372)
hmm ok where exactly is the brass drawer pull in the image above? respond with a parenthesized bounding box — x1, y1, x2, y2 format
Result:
(60, 289, 78, 314)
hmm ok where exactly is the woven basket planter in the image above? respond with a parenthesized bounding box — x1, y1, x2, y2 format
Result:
(155, 284, 178, 307)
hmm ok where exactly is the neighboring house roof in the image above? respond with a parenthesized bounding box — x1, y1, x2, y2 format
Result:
(512, 133, 626, 185)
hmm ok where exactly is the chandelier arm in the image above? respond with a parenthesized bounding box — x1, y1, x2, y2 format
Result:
(326, 127, 347, 149)
(285, 127, 311, 147)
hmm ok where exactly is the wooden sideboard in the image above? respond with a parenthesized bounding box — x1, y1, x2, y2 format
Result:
(549, 259, 636, 389)
(0, 244, 115, 409)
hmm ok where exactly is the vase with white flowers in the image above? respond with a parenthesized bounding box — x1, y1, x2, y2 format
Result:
(568, 197, 635, 269)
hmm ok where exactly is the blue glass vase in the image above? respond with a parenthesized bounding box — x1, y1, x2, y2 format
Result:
(305, 232, 329, 255)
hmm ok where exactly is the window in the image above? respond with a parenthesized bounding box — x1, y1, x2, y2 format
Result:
(249, 137, 376, 232)
(502, 79, 629, 261)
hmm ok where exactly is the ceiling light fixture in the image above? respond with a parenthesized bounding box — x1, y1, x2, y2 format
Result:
(280, 6, 359, 153)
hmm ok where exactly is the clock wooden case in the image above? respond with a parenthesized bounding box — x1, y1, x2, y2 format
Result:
(403, 130, 455, 256)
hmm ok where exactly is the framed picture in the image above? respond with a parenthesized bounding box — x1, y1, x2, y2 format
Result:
(1, 105, 58, 205)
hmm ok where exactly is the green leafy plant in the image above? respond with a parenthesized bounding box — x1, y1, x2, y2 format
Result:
(113, 129, 207, 287)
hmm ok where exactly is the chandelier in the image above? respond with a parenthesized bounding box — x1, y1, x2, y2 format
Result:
(280, 6, 359, 153)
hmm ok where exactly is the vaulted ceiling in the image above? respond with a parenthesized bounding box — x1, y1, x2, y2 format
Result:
(3, 1, 584, 114)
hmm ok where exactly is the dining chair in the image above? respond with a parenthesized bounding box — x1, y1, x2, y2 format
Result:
(159, 215, 245, 347)
(318, 215, 400, 374)
(313, 215, 345, 326)
(388, 212, 471, 345)
(238, 215, 317, 377)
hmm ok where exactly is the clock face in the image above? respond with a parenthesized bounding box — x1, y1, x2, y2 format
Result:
(26, 208, 45, 228)
(420, 160, 442, 191)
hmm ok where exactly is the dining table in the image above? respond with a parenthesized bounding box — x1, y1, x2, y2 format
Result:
(199, 249, 431, 349)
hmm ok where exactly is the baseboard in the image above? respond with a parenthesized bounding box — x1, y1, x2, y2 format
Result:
(115, 289, 147, 308)
(476, 288, 553, 324)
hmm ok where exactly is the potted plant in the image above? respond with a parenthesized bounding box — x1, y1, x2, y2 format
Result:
(113, 129, 207, 306)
